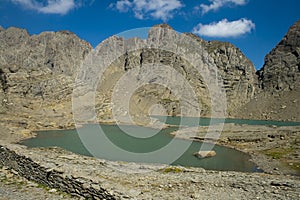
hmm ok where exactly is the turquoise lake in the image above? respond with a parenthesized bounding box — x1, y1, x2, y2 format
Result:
(21, 117, 300, 172)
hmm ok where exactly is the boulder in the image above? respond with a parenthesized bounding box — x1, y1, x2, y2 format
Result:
(193, 150, 216, 158)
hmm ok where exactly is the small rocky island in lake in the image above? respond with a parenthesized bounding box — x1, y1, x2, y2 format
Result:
(194, 151, 217, 158)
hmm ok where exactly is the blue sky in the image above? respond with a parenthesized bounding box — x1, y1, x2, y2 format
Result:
(0, 0, 299, 70)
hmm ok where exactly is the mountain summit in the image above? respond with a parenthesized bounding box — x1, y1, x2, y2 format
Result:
(0, 21, 299, 123)
(258, 20, 300, 92)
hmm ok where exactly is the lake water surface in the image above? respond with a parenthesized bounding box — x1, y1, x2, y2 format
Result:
(21, 117, 300, 172)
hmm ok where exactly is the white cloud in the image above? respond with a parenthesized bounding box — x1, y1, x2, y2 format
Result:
(199, 0, 247, 14)
(11, 0, 78, 15)
(111, 0, 184, 21)
(192, 18, 255, 38)
(115, 0, 132, 12)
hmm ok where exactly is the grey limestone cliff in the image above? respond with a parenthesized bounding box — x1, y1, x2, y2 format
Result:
(73, 25, 257, 122)
(234, 20, 300, 121)
(0, 21, 299, 123)
(0, 27, 92, 115)
(258, 20, 300, 92)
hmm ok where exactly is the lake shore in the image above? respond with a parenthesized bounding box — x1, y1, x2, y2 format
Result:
(169, 123, 300, 176)
(1, 139, 300, 200)
(1, 112, 299, 176)
(1, 114, 300, 199)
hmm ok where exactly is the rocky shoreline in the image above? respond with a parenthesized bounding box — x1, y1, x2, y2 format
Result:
(1, 137, 300, 200)
(1, 117, 300, 199)
(170, 123, 300, 176)
(3, 112, 299, 177)
(0, 20, 299, 199)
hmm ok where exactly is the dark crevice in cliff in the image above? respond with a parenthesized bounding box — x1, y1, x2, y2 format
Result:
(139, 51, 143, 68)
(0, 69, 8, 93)
(124, 52, 129, 71)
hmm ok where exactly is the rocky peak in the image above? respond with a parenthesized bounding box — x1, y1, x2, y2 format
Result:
(148, 24, 178, 44)
(179, 32, 257, 112)
(203, 40, 257, 112)
(0, 27, 92, 76)
(0, 27, 30, 46)
(3, 22, 298, 121)
(257, 20, 300, 92)
(152, 24, 173, 30)
(0, 26, 92, 110)
(183, 32, 205, 44)
(78, 24, 257, 120)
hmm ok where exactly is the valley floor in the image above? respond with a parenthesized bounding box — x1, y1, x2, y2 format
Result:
(0, 118, 300, 199)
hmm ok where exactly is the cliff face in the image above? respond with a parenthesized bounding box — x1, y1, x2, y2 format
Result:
(0, 21, 299, 125)
(234, 20, 300, 121)
(72, 26, 257, 123)
(202, 40, 257, 114)
(0, 27, 92, 115)
(258, 20, 300, 92)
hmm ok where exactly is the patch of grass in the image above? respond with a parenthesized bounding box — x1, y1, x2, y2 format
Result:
(286, 162, 300, 174)
(37, 183, 48, 189)
(36, 183, 73, 198)
(159, 166, 183, 173)
(262, 148, 293, 159)
(15, 181, 26, 189)
(261, 147, 300, 174)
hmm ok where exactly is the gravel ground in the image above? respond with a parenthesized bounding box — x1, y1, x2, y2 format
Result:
(1, 144, 299, 200)
(1, 123, 300, 199)
(0, 167, 77, 200)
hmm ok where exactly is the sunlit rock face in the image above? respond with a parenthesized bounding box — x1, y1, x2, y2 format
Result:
(2, 21, 299, 123)
(257, 20, 300, 92)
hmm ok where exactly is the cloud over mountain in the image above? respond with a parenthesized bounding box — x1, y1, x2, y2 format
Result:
(192, 18, 255, 38)
(10, 0, 79, 15)
(198, 0, 247, 14)
(111, 0, 183, 21)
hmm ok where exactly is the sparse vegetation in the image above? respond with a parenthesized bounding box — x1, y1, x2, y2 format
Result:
(287, 162, 300, 173)
(160, 166, 183, 173)
(261, 148, 294, 159)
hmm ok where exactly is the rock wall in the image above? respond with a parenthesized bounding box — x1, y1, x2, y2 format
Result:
(234, 20, 300, 121)
(203, 40, 257, 113)
(0, 27, 92, 114)
(0, 144, 116, 199)
(77, 26, 257, 122)
(0, 21, 299, 123)
(257, 20, 300, 92)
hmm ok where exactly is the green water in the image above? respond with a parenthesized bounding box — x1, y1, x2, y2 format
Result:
(153, 116, 300, 126)
(21, 125, 257, 172)
(21, 117, 299, 172)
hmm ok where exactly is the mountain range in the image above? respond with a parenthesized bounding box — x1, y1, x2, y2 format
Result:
(0, 20, 299, 127)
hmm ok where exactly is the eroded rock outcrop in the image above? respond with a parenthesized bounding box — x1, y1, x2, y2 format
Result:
(0, 27, 92, 117)
(0, 21, 299, 125)
(258, 20, 300, 92)
(203, 40, 257, 113)
(235, 20, 300, 121)
(74, 26, 257, 123)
